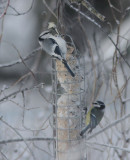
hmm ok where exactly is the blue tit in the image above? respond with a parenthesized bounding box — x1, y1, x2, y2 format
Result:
(38, 24, 75, 77)
(80, 101, 105, 136)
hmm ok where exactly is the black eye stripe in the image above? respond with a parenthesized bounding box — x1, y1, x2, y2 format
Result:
(39, 31, 50, 41)
(43, 32, 50, 36)
(39, 31, 50, 38)
(39, 37, 44, 41)
(96, 101, 104, 105)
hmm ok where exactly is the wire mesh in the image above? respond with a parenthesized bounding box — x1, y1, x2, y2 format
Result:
(51, 44, 86, 160)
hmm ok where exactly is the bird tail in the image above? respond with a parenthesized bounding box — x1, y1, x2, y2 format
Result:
(62, 59, 75, 77)
(80, 124, 90, 136)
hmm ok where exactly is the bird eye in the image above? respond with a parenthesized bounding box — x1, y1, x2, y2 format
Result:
(38, 31, 50, 41)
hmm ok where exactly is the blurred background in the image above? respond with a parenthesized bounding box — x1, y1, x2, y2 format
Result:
(0, 0, 130, 159)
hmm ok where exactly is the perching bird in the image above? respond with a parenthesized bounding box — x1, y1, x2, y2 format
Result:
(38, 23, 75, 77)
(80, 101, 105, 136)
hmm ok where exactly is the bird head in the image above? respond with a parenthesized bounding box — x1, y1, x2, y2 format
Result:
(38, 31, 50, 42)
(92, 101, 105, 110)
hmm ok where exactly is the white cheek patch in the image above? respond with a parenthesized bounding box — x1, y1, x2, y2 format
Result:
(94, 104, 100, 108)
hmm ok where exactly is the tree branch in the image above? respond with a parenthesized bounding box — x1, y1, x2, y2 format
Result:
(87, 113, 130, 140)
(0, 137, 54, 145)
(0, 47, 41, 68)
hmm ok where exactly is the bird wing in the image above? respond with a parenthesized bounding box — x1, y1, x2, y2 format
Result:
(47, 38, 64, 60)
(52, 36, 67, 59)
(43, 37, 75, 77)
(90, 113, 97, 129)
(39, 37, 57, 56)
(54, 45, 63, 57)
(49, 38, 57, 44)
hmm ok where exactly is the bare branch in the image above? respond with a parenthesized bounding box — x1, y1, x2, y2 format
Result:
(0, 151, 9, 160)
(0, 137, 54, 145)
(66, 1, 130, 68)
(42, 0, 57, 19)
(0, 0, 10, 19)
(87, 113, 130, 140)
(0, 47, 41, 68)
(8, 0, 34, 16)
(86, 141, 130, 153)
(0, 83, 44, 103)
(0, 117, 36, 160)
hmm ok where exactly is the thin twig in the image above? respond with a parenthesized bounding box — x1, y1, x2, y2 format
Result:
(67, 1, 130, 68)
(87, 113, 130, 140)
(0, 137, 54, 145)
(67, 2, 101, 28)
(0, 47, 41, 68)
(86, 141, 130, 153)
(0, 83, 44, 103)
(0, 0, 10, 19)
(0, 117, 36, 160)
(8, 0, 34, 16)
(12, 43, 36, 81)
(0, 151, 9, 160)
(42, 0, 57, 19)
